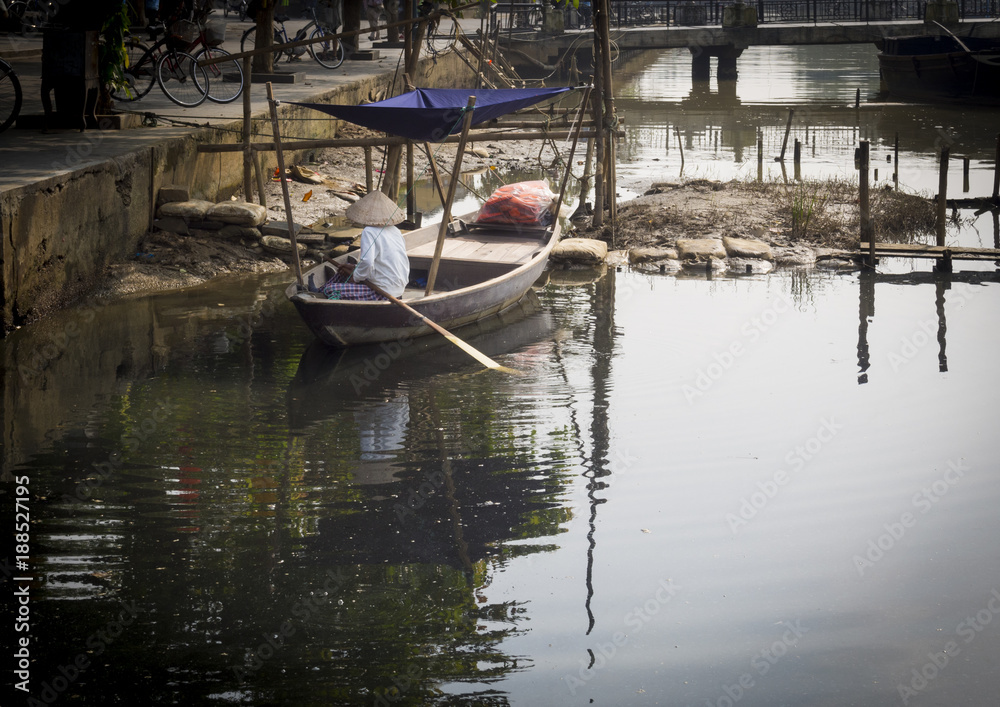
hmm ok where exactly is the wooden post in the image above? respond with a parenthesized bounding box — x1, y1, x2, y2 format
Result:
(242, 56, 253, 203)
(598, 0, 616, 232)
(406, 142, 415, 220)
(251, 148, 266, 208)
(859, 141, 873, 267)
(757, 130, 763, 182)
(855, 87, 860, 108)
(425, 96, 477, 296)
(778, 109, 793, 162)
(937, 146, 949, 247)
(266, 82, 304, 287)
(592, 67, 605, 227)
(963, 156, 970, 193)
(364, 146, 374, 193)
(675, 126, 684, 172)
(894, 132, 899, 191)
(993, 132, 1000, 200)
(793, 138, 801, 181)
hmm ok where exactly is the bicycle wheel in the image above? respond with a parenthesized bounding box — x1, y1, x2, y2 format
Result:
(111, 39, 156, 102)
(426, 16, 457, 53)
(0, 59, 23, 133)
(241, 26, 283, 65)
(194, 47, 244, 104)
(157, 50, 209, 108)
(308, 27, 345, 69)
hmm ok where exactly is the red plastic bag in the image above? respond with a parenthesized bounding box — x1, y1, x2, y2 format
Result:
(476, 181, 556, 226)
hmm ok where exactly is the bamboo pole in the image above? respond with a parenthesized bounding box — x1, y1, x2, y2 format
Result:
(592, 28, 605, 228)
(425, 96, 477, 296)
(963, 156, 970, 193)
(937, 146, 949, 247)
(422, 143, 448, 209)
(406, 143, 415, 220)
(242, 56, 253, 203)
(197, 128, 603, 153)
(778, 109, 794, 162)
(553, 86, 593, 220)
(676, 126, 684, 172)
(266, 83, 304, 287)
(598, 0, 616, 232)
(251, 148, 266, 207)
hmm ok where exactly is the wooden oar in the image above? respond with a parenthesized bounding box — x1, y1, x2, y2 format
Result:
(324, 258, 520, 374)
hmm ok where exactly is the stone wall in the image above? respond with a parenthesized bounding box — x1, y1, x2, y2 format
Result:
(0, 51, 470, 332)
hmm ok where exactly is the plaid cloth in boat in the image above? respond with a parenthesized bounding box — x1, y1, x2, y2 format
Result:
(321, 271, 386, 301)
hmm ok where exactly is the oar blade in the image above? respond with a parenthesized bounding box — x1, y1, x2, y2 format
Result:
(444, 334, 522, 375)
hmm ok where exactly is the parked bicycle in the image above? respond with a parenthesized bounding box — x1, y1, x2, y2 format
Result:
(222, 0, 247, 20)
(114, 12, 244, 107)
(1, 57, 23, 133)
(6, 0, 57, 35)
(240, 6, 345, 70)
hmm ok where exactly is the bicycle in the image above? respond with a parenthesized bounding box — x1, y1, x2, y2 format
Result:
(424, 5, 458, 54)
(6, 0, 57, 36)
(222, 0, 247, 20)
(1, 57, 23, 133)
(114, 14, 244, 106)
(240, 6, 345, 70)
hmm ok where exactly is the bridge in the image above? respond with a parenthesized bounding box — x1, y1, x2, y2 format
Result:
(499, 0, 1000, 81)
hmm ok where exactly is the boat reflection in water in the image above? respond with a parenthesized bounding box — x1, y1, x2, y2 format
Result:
(878, 35, 1000, 103)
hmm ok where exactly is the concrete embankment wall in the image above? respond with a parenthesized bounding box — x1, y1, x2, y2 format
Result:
(0, 51, 469, 333)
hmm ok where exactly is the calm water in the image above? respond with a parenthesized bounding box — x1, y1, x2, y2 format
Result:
(4, 46, 1000, 706)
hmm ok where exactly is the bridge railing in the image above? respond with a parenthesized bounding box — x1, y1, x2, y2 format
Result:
(605, 0, 1000, 26)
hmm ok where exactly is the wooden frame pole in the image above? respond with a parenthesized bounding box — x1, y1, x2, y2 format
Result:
(242, 56, 253, 203)
(425, 96, 477, 296)
(266, 82, 304, 287)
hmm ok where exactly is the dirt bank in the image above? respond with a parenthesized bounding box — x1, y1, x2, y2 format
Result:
(93, 127, 937, 300)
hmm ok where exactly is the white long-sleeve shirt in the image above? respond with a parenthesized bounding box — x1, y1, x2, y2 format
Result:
(352, 225, 410, 298)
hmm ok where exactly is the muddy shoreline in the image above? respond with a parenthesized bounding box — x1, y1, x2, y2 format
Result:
(90, 126, 938, 302)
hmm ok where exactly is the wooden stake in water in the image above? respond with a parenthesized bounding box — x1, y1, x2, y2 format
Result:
(994, 132, 1000, 200)
(757, 130, 763, 182)
(676, 126, 684, 173)
(963, 156, 970, 193)
(937, 146, 949, 247)
(894, 132, 899, 191)
(793, 139, 801, 181)
(778, 109, 794, 162)
(859, 141, 873, 267)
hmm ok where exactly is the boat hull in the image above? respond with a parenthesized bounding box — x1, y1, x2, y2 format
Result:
(878, 36, 1000, 103)
(286, 219, 559, 347)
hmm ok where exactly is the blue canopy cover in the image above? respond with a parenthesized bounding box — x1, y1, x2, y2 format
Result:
(290, 87, 575, 142)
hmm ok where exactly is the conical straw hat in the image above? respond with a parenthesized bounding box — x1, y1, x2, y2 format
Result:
(345, 190, 404, 226)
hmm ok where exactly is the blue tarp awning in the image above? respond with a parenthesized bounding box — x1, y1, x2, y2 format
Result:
(290, 87, 575, 142)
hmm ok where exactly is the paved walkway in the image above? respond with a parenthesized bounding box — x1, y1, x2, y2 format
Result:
(0, 13, 487, 193)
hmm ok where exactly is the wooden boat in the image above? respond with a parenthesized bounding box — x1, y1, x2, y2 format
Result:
(284, 215, 560, 347)
(878, 35, 1000, 103)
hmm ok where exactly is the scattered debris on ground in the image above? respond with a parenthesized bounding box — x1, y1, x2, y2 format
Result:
(96, 121, 939, 298)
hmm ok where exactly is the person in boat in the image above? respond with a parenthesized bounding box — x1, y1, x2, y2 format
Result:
(318, 190, 409, 301)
